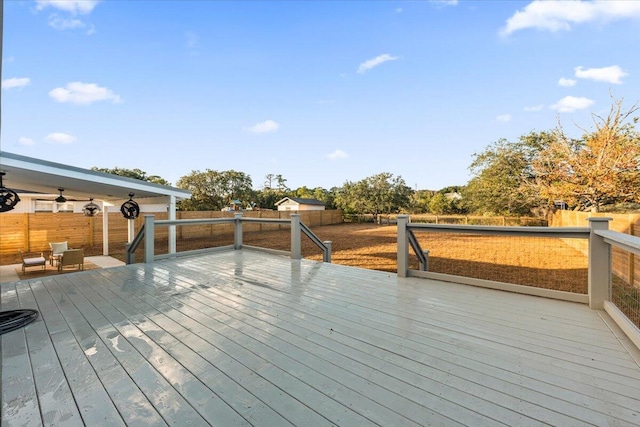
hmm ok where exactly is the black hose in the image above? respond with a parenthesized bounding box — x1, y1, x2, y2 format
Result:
(0, 309, 39, 335)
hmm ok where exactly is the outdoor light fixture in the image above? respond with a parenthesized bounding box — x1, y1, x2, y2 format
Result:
(82, 198, 101, 217)
(55, 188, 67, 203)
(120, 192, 140, 219)
(0, 172, 21, 213)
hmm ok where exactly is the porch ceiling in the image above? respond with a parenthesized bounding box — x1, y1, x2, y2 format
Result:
(0, 151, 191, 202)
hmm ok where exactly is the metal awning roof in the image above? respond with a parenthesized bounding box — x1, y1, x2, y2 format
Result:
(0, 151, 191, 202)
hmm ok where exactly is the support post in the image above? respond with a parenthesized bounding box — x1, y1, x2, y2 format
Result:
(144, 215, 155, 263)
(629, 223, 635, 285)
(588, 217, 612, 309)
(397, 215, 409, 277)
(168, 195, 177, 254)
(291, 214, 301, 259)
(323, 241, 332, 263)
(234, 213, 243, 249)
(127, 219, 135, 243)
(102, 205, 109, 255)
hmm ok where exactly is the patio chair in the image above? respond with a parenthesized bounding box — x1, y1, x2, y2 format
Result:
(58, 249, 84, 272)
(19, 250, 46, 274)
(49, 241, 68, 266)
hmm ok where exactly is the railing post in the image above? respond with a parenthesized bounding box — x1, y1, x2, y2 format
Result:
(588, 217, 612, 309)
(323, 241, 332, 263)
(397, 215, 409, 277)
(234, 213, 243, 250)
(144, 215, 155, 263)
(291, 214, 301, 259)
(168, 195, 177, 255)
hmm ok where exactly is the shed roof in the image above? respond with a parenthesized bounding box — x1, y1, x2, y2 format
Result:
(0, 151, 191, 202)
(274, 197, 325, 206)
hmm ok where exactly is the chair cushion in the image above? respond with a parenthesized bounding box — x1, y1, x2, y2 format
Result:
(24, 257, 46, 266)
(50, 242, 68, 255)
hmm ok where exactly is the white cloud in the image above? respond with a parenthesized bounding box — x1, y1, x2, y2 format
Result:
(49, 14, 86, 31)
(558, 77, 577, 87)
(524, 104, 544, 112)
(49, 82, 122, 105)
(395, 7, 403, 14)
(357, 54, 398, 74)
(574, 65, 628, 84)
(45, 133, 77, 144)
(48, 15, 86, 30)
(326, 149, 349, 160)
(430, 0, 458, 6)
(496, 114, 512, 122)
(501, 0, 640, 36)
(246, 120, 279, 134)
(19, 137, 35, 146)
(36, 0, 99, 15)
(2, 77, 31, 90)
(550, 96, 594, 113)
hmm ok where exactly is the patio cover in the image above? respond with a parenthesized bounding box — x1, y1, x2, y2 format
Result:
(0, 151, 191, 255)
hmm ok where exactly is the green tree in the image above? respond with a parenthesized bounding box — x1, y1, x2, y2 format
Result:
(256, 174, 290, 209)
(91, 166, 171, 186)
(428, 193, 449, 215)
(176, 169, 253, 211)
(464, 132, 552, 215)
(335, 172, 412, 219)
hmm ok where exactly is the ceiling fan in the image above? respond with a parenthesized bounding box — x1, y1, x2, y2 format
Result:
(55, 188, 67, 203)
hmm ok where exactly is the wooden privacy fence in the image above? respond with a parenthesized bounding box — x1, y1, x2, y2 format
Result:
(0, 210, 343, 255)
(550, 211, 640, 286)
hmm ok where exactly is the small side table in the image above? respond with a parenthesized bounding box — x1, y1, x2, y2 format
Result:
(49, 253, 63, 267)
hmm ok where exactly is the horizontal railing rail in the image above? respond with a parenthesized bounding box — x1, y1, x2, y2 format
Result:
(155, 217, 236, 226)
(595, 229, 640, 256)
(406, 222, 590, 238)
(125, 213, 331, 265)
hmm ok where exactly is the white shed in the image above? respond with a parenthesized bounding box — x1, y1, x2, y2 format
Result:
(274, 197, 325, 211)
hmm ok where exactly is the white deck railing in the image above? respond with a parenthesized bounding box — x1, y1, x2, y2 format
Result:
(126, 213, 332, 264)
(397, 215, 640, 349)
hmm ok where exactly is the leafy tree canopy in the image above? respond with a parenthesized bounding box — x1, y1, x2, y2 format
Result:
(334, 172, 412, 217)
(531, 99, 640, 212)
(91, 166, 171, 186)
(464, 98, 640, 214)
(176, 169, 253, 211)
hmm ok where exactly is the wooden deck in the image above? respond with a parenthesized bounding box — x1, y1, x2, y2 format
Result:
(2, 249, 640, 426)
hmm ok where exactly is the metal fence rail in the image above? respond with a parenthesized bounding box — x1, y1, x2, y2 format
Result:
(125, 213, 331, 265)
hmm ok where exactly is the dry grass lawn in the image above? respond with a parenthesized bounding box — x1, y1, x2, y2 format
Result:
(1, 223, 589, 294)
(183, 223, 589, 294)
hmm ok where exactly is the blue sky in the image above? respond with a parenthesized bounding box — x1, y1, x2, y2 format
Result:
(2, 0, 640, 191)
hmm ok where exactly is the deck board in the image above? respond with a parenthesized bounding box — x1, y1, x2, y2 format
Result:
(2, 249, 640, 426)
